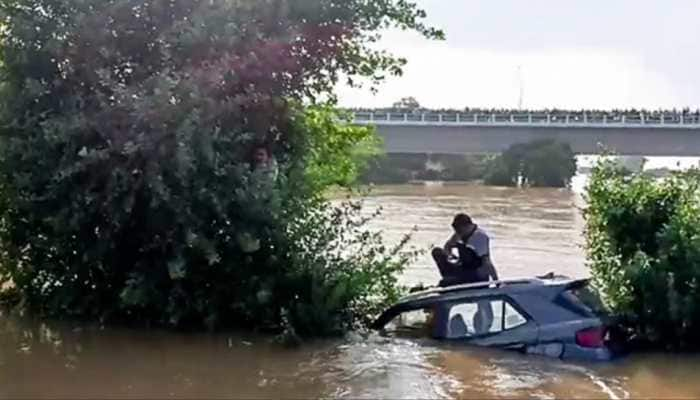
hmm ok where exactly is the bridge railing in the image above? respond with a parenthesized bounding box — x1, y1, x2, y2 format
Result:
(351, 111, 700, 128)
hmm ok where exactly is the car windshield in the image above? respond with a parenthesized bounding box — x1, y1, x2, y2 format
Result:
(384, 308, 435, 338)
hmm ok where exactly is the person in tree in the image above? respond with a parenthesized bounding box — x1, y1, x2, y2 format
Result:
(236, 144, 279, 255)
(250, 144, 278, 181)
(431, 213, 499, 287)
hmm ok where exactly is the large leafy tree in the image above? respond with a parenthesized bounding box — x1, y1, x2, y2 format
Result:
(484, 139, 577, 188)
(392, 96, 421, 110)
(0, 0, 440, 332)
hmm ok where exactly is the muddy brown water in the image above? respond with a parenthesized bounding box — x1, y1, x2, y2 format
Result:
(3, 182, 700, 399)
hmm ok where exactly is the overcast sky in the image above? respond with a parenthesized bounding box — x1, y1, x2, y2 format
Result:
(337, 0, 700, 110)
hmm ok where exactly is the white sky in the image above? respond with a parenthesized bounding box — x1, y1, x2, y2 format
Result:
(337, 0, 700, 110)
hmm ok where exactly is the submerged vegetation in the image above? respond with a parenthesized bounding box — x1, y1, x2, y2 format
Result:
(359, 139, 577, 188)
(0, 0, 442, 338)
(483, 139, 577, 188)
(359, 153, 489, 184)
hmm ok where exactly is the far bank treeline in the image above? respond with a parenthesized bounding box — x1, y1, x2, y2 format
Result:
(361, 139, 578, 188)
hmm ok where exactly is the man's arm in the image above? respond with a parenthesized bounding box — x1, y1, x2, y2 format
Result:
(444, 232, 460, 251)
(482, 255, 499, 281)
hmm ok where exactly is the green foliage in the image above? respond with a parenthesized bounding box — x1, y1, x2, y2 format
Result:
(359, 153, 424, 184)
(301, 107, 382, 189)
(280, 194, 418, 337)
(483, 139, 577, 188)
(481, 155, 516, 186)
(359, 155, 414, 184)
(359, 153, 489, 184)
(0, 0, 437, 336)
(422, 154, 488, 182)
(584, 158, 700, 349)
(392, 96, 421, 110)
(433, 154, 488, 182)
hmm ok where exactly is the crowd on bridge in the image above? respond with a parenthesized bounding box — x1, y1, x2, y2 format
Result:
(348, 106, 700, 124)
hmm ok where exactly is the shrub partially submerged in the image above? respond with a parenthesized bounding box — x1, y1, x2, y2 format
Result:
(584, 158, 700, 349)
(0, 0, 439, 336)
(484, 139, 577, 188)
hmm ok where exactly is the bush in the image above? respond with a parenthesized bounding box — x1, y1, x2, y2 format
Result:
(279, 194, 418, 338)
(359, 153, 426, 184)
(428, 154, 488, 182)
(484, 139, 577, 187)
(482, 156, 516, 186)
(451, 155, 489, 181)
(584, 158, 700, 349)
(359, 153, 489, 184)
(0, 0, 440, 336)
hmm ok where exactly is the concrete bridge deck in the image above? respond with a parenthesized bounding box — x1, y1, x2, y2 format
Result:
(352, 112, 700, 156)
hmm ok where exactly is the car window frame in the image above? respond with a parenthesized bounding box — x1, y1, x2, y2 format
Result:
(445, 294, 533, 340)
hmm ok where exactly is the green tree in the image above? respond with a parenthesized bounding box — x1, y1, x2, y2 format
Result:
(0, 0, 441, 335)
(483, 139, 577, 188)
(301, 107, 382, 190)
(392, 96, 421, 110)
(585, 159, 700, 349)
(482, 156, 516, 186)
(522, 140, 578, 187)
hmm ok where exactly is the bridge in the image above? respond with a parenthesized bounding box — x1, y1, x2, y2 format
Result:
(352, 111, 700, 156)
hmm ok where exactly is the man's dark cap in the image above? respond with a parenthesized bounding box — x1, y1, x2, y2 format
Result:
(452, 213, 473, 229)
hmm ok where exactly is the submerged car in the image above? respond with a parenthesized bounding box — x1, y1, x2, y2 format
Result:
(372, 276, 615, 361)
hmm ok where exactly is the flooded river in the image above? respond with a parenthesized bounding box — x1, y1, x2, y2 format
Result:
(4, 313, 700, 399)
(3, 162, 700, 399)
(363, 183, 588, 287)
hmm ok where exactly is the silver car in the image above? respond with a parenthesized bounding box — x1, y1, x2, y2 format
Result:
(372, 276, 615, 361)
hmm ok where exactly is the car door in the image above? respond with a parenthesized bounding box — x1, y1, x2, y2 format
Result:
(444, 296, 538, 349)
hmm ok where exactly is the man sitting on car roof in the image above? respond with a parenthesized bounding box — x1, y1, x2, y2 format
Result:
(431, 213, 499, 287)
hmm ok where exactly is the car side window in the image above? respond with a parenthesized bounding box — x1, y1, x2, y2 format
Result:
(504, 302, 527, 329)
(384, 308, 434, 337)
(447, 299, 527, 338)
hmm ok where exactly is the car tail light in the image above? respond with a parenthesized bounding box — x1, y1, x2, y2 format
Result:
(576, 326, 606, 348)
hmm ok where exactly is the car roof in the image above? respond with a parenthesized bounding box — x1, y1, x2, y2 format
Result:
(399, 277, 587, 303)
(371, 277, 589, 329)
